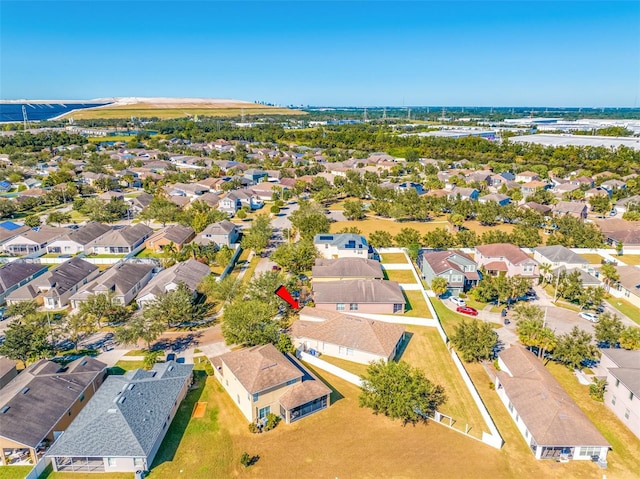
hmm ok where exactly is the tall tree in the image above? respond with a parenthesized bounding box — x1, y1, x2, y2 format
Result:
(343, 199, 366, 220)
(594, 312, 624, 346)
(0, 318, 52, 367)
(516, 318, 557, 358)
(241, 213, 273, 253)
(620, 326, 640, 350)
(430, 277, 449, 297)
(359, 360, 447, 426)
(368, 230, 394, 248)
(221, 299, 280, 346)
(600, 263, 619, 292)
(553, 326, 598, 370)
(450, 319, 498, 362)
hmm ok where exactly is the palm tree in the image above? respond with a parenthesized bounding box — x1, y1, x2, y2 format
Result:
(539, 263, 553, 285)
(161, 241, 179, 267)
(600, 263, 619, 292)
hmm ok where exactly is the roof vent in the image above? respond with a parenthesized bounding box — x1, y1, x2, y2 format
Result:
(1, 406, 9, 414)
(21, 387, 30, 395)
(118, 396, 126, 404)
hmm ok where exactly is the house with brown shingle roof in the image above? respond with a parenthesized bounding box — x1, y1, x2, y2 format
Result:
(292, 307, 405, 364)
(552, 201, 588, 220)
(211, 344, 331, 424)
(495, 347, 609, 461)
(312, 257, 383, 282)
(475, 243, 538, 277)
(144, 224, 195, 253)
(311, 279, 405, 314)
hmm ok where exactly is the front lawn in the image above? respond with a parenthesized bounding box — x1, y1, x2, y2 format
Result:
(110, 360, 147, 373)
(135, 248, 162, 259)
(315, 354, 370, 378)
(607, 298, 640, 326)
(403, 290, 432, 318)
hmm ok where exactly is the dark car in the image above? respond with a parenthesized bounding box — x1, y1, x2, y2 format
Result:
(166, 353, 176, 362)
(272, 265, 282, 271)
(456, 306, 478, 316)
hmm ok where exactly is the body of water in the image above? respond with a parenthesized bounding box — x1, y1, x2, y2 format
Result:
(0, 102, 111, 122)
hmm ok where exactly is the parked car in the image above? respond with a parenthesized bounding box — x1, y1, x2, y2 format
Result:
(449, 296, 466, 307)
(578, 312, 599, 322)
(456, 306, 478, 316)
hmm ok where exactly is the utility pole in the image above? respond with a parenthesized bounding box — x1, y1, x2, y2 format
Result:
(363, 107, 367, 122)
(382, 107, 387, 120)
(22, 105, 30, 131)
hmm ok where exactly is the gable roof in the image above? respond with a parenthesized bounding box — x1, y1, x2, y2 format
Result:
(312, 279, 405, 304)
(497, 347, 609, 448)
(291, 309, 404, 357)
(601, 349, 640, 397)
(146, 224, 195, 245)
(217, 344, 302, 394)
(137, 259, 210, 300)
(312, 257, 383, 279)
(0, 224, 30, 243)
(0, 357, 106, 448)
(421, 250, 477, 276)
(313, 233, 369, 249)
(552, 201, 587, 214)
(129, 192, 153, 209)
(71, 262, 154, 300)
(92, 224, 153, 248)
(534, 245, 589, 265)
(8, 225, 67, 245)
(615, 266, 640, 294)
(53, 222, 112, 247)
(0, 261, 48, 295)
(476, 243, 535, 266)
(46, 361, 193, 458)
(7, 257, 98, 301)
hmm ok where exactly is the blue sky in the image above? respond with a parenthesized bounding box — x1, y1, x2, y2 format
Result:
(1, 1, 639, 106)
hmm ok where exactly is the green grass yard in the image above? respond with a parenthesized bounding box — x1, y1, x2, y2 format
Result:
(383, 268, 417, 283)
(403, 290, 432, 318)
(579, 253, 604, 264)
(619, 255, 640, 266)
(380, 252, 408, 264)
(0, 466, 33, 479)
(606, 297, 640, 326)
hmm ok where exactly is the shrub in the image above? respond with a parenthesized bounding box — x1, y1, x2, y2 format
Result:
(248, 423, 260, 434)
(263, 412, 281, 431)
(240, 452, 251, 467)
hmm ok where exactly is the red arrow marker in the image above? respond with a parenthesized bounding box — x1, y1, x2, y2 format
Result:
(275, 285, 299, 309)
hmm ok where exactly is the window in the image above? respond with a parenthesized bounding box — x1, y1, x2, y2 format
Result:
(336, 303, 345, 311)
(615, 378, 620, 387)
(80, 393, 85, 402)
(625, 408, 630, 420)
(579, 446, 600, 457)
(524, 265, 534, 273)
(258, 406, 270, 419)
(134, 458, 144, 467)
(524, 430, 529, 439)
(252, 393, 259, 402)
(349, 303, 358, 311)
(393, 303, 403, 313)
(107, 458, 116, 467)
(286, 378, 298, 386)
(612, 395, 617, 406)
(1, 406, 9, 414)
(508, 401, 513, 412)
(68, 409, 72, 416)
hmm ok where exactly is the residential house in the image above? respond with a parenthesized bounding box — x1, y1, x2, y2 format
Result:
(218, 189, 263, 215)
(417, 250, 480, 295)
(494, 346, 610, 461)
(46, 223, 112, 255)
(0, 357, 17, 390)
(475, 243, 539, 277)
(292, 307, 405, 364)
(521, 181, 548, 197)
(478, 193, 511, 206)
(601, 179, 626, 193)
(597, 218, 640, 249)
(311, 257, 383, 282)
(551, 182, 581, 198)
(3, 226, 67, 255)
(80, 172, 107, 186)
(136, 259, 210, 307)
(614, 195, 640, 215)
(600, 349, 640, 439)
(552, 201, 588, 220)
(611, 266, 640, 309)
(193, 220, 240, 247)
(520, 201, 553, 216)
(313, 233, 372, 259)
(98, 191, 124, 202)
(250, 181, 283, 201)
(0, 181, 12, 192)
(69, 262, 154, 308)
(0, 261, 48, 305)
(584, 187, 610, 199)
(125, 193, 152, 215)
(0, 357, 106, 466)
(165, 182, 209, 198)
(6, 257, 99, 309)
(0, 222, 31, 247)
(244, 169, 269, 184)
(194, 192, 220, 208)
(447, 187, 479, 201)
(515, 171, 540, 183)
(570, 176, 595, 188)
(90, 224, 153, 255)
(144, 224, 195, 253)
(23, 178, 42, 189)
(211, 344, 331, 424)
(46, 361, 193, 473)
(312, 279, 405, 314)
(533, 246, 590, 273)
(194, 177, 226, 193)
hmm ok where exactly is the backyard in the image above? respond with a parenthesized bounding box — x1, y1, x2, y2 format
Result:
(403, 290, 432, 318)
(379, 252, 408, 264)
(606, 298, 640, 326)
(618, 254, 640, 266)
(383, 268, 418, 283)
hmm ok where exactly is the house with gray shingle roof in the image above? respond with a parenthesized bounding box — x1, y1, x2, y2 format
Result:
(136, 259, 210, 307)
(6, 257, 99, 309)
(211, 344, 331, 424)
(0, 357, 106, 466)
(313, 233, 372, 259)
(46, 361, 193, 473)
(312, 279, 405, 314)
(292, 308, 405, 364)
(533, 245, 590, 272)
(417, 250, 479, 295)
(495, 346, 609, 461)
(69, 262, 154, 308)
(46, 222, 112, 255)
(0, 261, 48, 305)
(193, 220, 240, 247)
(90, 224, 153, 255)
(3, 226, 67, 255)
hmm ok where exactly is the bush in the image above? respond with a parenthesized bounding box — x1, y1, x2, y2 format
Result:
(263, 412, 281, 431)
(240, 452, 251, 467)
(248, 423, 260, 434)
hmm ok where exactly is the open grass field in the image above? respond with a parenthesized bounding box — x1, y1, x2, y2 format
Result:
(403, 290, 432, 318)
(383, 268, 417, 283)
(606, 297, 640, 326)
(379, 252, 408, 264)
(579, 253, 604, 264)
(619, 254, 640, 266)
(64, 105, 301, 120)
(330, 217, 515, 239)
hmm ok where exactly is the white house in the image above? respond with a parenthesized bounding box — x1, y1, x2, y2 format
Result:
(313, 233, 372, 259)
(46, 223, 112, 255)
(600, 349, 640, 439)
(495, 347, 610, 462)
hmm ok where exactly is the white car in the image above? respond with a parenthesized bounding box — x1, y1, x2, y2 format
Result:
(449, 296, 466, 307)
(578, 312, 599, 323)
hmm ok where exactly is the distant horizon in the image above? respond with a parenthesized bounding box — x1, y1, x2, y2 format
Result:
(1, 1, 638, 106)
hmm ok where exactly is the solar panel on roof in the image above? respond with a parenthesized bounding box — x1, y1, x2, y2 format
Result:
(318, 235, 333, 241)
(0, 221, 21, 231)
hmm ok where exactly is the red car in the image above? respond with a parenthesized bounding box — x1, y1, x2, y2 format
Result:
(456, 306, 478, 316)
